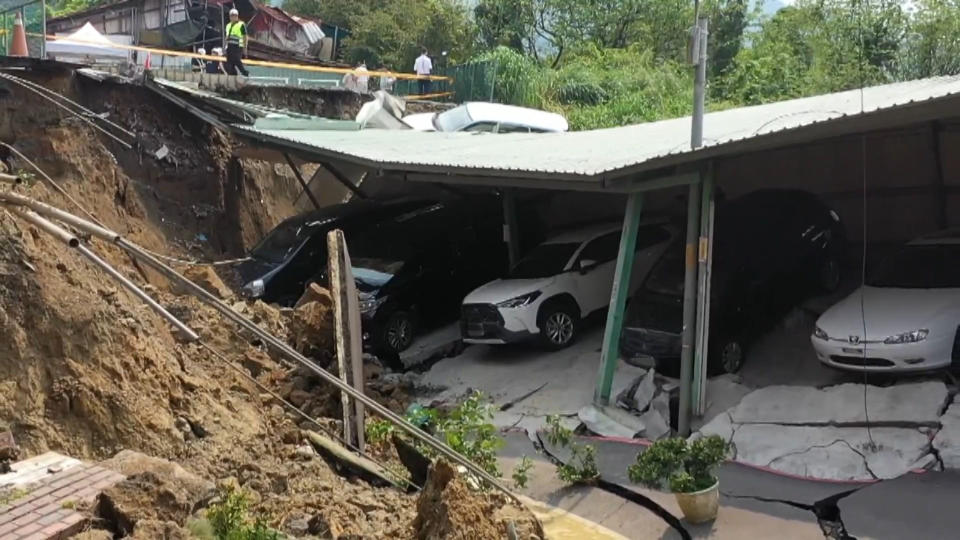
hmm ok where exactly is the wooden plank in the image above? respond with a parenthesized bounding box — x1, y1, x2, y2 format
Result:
(328, 229, 354, 448)
(340, 234, 366, 453)
(303, 431, 395, 488)
(327, 229, 365, 452)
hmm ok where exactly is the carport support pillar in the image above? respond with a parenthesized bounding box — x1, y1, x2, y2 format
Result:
(594, 193, 644, 405)
(503, 189, 521, 270)
(678, 180, 702, 436)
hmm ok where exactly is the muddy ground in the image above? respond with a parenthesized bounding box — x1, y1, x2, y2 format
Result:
(0, 69, 535, 538)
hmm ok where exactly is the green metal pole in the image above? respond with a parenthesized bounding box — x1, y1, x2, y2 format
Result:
(594, 192, 644, 405)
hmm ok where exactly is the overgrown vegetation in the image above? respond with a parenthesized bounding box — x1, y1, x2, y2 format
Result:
(282, 0, 960, 131)
(190, 484, 282, 540)
(628, 435, 730, 493)
(366, 391, 504, 478)
(545, 415, 599, 485)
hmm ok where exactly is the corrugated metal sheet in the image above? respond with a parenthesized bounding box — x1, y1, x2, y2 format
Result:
(232, 75, 960, 183)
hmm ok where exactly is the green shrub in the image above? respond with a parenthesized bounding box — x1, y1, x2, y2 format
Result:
(511, 455, 534, 489)
(436, 391, 504, 478)
(627, 435, 730, 493)
(545, 415, 599, 485)
(205, 485, 282, 540)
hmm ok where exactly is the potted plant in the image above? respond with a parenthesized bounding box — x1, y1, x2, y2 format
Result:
(627, 435, 730, 523)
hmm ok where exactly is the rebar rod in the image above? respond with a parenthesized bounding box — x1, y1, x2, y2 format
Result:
(1, 192, 517, 500)
(76, 243, 200, 341)
(0, 190, 121, 242)
(0, 173, 21, 184)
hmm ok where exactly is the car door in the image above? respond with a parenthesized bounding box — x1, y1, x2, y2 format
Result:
(571, 232, 621, 314)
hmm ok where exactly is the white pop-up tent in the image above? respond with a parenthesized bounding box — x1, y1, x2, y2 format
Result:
(45, 22, 130, 62)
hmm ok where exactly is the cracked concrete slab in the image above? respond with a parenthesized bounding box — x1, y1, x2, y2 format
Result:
(730, 381, 947, 426)
(730, 424, 930, 481)
(933, 397, 960, 469)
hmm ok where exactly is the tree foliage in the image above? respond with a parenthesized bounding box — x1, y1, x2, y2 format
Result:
(284, 0, 476, 70)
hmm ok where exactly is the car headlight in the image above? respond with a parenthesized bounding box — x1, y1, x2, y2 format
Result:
(813, 326, 829, 340)
(496, 291, 541, 309)
(359, 295, 386, 315)
(883, 329, 928, 345)
(243, 279, 264, 298)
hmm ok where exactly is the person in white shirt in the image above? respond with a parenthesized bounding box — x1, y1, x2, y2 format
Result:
(413, 47, 432, 95)
(355, 61, 369, 92)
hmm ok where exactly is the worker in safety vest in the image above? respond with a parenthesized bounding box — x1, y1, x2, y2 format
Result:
(224, 8, 249, 76)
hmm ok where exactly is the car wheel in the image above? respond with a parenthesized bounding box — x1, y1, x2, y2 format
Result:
(818, 256, 842, 292)
(718, 340, 745, 374)
(539, 303, 578, 350)
(381, 311, 415, 353)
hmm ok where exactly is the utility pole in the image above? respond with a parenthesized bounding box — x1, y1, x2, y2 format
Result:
(678, 11, 709, 437)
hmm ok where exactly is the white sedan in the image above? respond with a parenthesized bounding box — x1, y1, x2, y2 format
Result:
(402, 102, 568, 133)
(812, 230, 960, 372)
(461, 222, 676, 349)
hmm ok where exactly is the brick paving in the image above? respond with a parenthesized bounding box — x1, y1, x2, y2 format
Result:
(0, 460, 125, 539)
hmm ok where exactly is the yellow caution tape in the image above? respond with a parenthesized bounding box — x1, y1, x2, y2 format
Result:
(405, 91, 453, 100)
(30, 32, 452, 82)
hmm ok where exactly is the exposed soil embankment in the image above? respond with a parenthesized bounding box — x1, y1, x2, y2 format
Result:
(0, 68, 538, 538)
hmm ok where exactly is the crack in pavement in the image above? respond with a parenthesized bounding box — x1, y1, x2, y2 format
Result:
(765, 438, 879, 481)
(722, 487, 863, 539)
(524, 431, 693, 540)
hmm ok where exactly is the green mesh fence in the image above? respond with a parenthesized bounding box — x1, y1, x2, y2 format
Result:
(393, 59, 499, 102)
(0, 0, 44, 58)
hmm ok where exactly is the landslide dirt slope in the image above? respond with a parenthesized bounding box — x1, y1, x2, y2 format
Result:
(0, 71, 421, 536)
(0, 70, 546, 539)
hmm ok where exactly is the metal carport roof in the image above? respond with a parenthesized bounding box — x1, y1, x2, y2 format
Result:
(232, 75, 960, 191)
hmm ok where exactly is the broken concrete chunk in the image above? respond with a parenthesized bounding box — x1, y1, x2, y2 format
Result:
(632, 369, 657, 413)
(933, 401, 960, 469)
(731, 424, 930, 481)
(695, 411, 735, 445)
(154, 144, 169, 160)
(650, 392, 671, 427)
(730, 381, 947, 426)
(638, 409, 670, 440)
(578, 404, 642, 438)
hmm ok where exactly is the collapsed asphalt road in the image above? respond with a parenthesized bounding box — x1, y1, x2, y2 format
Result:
(500, 431, 960, 539)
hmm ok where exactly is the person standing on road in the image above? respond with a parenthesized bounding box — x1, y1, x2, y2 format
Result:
(224, 8, 249, 76)
(413, 47, 432, 95)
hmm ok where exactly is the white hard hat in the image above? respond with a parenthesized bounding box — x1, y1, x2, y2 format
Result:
(212, 47, 223, 55)
(197, 47, 206, 55)
(229, 8, 239, 15)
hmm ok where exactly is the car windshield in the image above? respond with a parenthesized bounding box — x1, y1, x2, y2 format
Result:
(434, 106, 473, 132)
(866, 244, 960, 288)
(352, 257, 404, 290)
(644, 242, 684, 296)
(250, 217, 334, 263)
(510, 243, 579, 279)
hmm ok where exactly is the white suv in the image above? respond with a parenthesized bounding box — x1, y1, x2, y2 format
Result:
(461, 222, 677, 349)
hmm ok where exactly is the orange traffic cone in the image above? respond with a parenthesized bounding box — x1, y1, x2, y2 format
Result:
(8, 12, 29, 57)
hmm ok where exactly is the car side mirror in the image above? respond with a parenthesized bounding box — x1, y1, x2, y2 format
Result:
(579, 259, 597, 274)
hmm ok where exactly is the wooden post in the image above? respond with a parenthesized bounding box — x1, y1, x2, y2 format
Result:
(328, 229, 365, 452)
